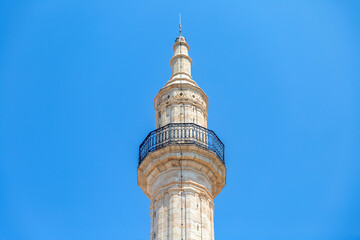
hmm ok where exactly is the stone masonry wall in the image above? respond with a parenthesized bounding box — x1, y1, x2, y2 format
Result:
(138, 36, 225, 240)
(150, 187, 214, 240)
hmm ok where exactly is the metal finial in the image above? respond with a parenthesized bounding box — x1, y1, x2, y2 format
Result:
(179, 14, 182, 36)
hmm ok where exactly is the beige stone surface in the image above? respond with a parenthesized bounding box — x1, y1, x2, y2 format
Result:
(154, 37, 208, 129)
(138, 36, 226, 240)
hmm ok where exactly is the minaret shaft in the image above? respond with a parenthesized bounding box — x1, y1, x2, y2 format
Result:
(155, 38, 208, 129)
(150, 187, 214, 240)
(138, 35, 226, 240)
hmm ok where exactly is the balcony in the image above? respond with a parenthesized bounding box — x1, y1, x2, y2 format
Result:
(139, 123, 224, 166)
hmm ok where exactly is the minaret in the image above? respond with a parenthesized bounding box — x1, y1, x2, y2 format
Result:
(138, 28, 226, 240)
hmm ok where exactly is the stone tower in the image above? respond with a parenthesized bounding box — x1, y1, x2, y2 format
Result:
(137, 34, 226, 240)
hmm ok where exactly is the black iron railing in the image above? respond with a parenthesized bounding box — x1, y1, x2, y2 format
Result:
(139, 123, 224, 166)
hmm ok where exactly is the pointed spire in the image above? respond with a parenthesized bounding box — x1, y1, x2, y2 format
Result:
(179, 14, 182, 36)
(165, 17, 197, 87)
(175, 14, 186, 43)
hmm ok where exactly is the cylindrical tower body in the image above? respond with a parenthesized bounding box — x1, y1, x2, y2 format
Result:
(138, 35, 226, 240)
(155, 36, 208, 129)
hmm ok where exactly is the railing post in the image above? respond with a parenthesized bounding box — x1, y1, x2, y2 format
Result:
(139, 123, 224, 165)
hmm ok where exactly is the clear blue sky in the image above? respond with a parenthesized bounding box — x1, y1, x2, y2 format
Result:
(0, 1, 359, 239)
